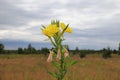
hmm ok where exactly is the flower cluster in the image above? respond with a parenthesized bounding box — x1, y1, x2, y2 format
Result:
(41, 21, 72, 62)
(42, 22, 72, 37)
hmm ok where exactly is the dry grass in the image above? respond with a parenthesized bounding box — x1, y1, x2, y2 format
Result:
(0, 54, 120, 80)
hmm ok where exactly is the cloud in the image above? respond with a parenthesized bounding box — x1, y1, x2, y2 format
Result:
(0, 0, 120, 49)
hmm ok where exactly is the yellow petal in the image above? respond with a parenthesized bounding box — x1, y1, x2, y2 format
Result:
(42, 24, 59, 37)
(66, 27, 72, 33)
(60, 22, 72, 33)
(60, 22, 66, 30)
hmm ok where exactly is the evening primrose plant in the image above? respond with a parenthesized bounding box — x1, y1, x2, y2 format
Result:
(41, 20, 77, 80)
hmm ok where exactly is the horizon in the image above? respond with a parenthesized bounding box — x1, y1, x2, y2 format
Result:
(1, 41, 119, 50)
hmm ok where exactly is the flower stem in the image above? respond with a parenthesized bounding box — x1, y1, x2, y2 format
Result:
(57, 46, 66, 80)
(49, 37, 56, 47)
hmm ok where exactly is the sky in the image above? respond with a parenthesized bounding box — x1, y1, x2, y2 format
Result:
(0, 0, 120, 50)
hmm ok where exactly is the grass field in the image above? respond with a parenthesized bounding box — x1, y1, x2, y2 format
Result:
(0, 54, 120, 80)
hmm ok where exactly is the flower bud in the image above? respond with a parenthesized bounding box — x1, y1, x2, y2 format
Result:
(64, 48, 69, 57)
(47, 50, 54, 62)
(56, 48, 61, 60)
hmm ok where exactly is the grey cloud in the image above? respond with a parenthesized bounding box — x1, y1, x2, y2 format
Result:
(0, 0, 55, 28)
(0, 0, 120, 49)
(0, 0, 27, 26)
(65, 12, 120, 49)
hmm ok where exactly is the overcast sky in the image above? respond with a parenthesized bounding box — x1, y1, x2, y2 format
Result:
(0, 0, 120, 50)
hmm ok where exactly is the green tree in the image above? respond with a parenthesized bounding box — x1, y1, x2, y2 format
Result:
(102, 47, 112, 59)
(0, 43, 4, 54)
(27, 43, 36, 54)
(74, 46, 79, 55)
(18, 47, 24, 54)
(113, 49, 117, 54)
(41, 47, 49, 55)
(118, 43, 120, 55)
(79, 52, 86, 58)
(24, 48, 28, 54)
(31, 47, 36, 54)
(28, 43, 32, 54)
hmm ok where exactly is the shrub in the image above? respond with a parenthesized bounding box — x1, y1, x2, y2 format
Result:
(79, 52, 86, 58)
(18, 48, 24, 54)
(118, 43, 120, 55)
(0, 43, 4, 54)
(102, 47, 112, 59)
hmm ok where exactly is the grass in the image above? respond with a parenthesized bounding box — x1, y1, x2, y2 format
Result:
(0, 54, 120, 80)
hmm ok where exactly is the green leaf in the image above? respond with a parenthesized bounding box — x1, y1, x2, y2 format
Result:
(44, 38, 49, 41)
(66, 60, 77, 68)
(47, 71, 58, 78)
(52, 61, 60, 69)
(41, 25, 46, 28)
(61, 24, 69, 35)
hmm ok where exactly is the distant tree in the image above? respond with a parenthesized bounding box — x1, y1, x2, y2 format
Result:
(28, 43, 32, 54)
(36, 49, 41, 54)
(5, 50, 11, 54)
(79, 51, 86, 58)
(32, 47, 36, 54)
(41, 47, 49, 55)
(102, 47, 112, 59)
(102, 48, 106, 52)
(24, 48, 28, 54)
(75, 47, 79, 51)
(113, 49, 117, 54)
(72, 47, 79, 55)
(0, 43, 4, 54)
(118, 43, 120, 55)
(107, 47, 112, 57)
(27, 43, 36, 54)
(74, 46, 79, 55)
(18, 47, 24, 54)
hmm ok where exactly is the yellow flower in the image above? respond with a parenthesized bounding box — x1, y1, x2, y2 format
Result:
(47, 50, 54, 62)
(42, 24, 59, 37)
(60, 22, 72, 33)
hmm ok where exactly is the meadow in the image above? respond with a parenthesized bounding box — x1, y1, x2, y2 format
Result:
(0, 54, 120, 80)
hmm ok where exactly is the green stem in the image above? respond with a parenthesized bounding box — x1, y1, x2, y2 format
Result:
(49, 37, 56, 47)
(57, 45, 66, 80)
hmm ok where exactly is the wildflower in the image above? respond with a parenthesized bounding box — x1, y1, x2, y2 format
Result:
(47, 50, 54, 62)
(64, 48, 69, 57)
(60, 22, 72, 33)
(42, 24, 59, 37)
(56, 48, 61, 60)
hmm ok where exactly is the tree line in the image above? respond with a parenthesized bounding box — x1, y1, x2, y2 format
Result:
(0, 43, 120, 57)
(72, 43, 120, 59)
(0, 43, 49, 55)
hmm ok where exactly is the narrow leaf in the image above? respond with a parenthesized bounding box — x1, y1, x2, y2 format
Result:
(67, 60, 77, 68)
(47, 71, 58, 78)
(52, 61, 60, 69)
(41, 25, 46, 28)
